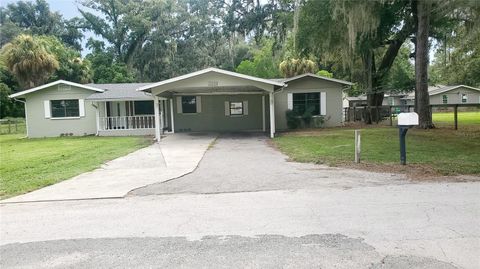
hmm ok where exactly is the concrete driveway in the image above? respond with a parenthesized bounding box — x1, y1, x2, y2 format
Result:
(132, 133, 408, 196)
(2, 133, 216, 203)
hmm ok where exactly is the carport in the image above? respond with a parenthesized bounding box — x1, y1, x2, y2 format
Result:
(137, 68, 285, 140)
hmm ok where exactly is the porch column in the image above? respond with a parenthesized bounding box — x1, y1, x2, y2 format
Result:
(95, 102, 100, 136)
(159, 100, 165, 134)
(169, 98, 175, 133)
(154, 96, 161, 141)
(269, 92, 275, 138)
(262, 95, 266, 132)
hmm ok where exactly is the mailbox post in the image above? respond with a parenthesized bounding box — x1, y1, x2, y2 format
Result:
(397, 112, 419, 165)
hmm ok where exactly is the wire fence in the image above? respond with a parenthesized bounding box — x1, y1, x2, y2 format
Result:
(343, 104, 480, 130)
(0, 118, 26, 135)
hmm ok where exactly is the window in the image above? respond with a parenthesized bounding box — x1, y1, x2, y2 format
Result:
(181, 96, 197, 113)
(461, 94, 467, 103)
(51, 99, 79, 118)
(389, 97, 394, 106)
(230, 102, 243, 115)
(134, 101, 154, 115)
(442, 95, 448, 104)
(292, 93, 320, 115)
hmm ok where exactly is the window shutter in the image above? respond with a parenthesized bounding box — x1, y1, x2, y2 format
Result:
(287, 93, 293, 110)
(224, 101, 230, 116)
(320, 92, 327, 115)
(196, 96, 202, 113)
(176, 96, 182, 113)
(243, 101, 248, 115)
(79, 99, 85, 117)
(44, 100, 51, 118)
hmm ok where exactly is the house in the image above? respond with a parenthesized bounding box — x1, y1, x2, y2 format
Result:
(343, 92, 409, 108)
(9, 68, 352, 139)
(401, 85, 480, 105)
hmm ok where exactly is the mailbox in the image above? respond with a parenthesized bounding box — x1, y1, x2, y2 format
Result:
(397, 112, 418, 165)
(398, 112, 419, 126)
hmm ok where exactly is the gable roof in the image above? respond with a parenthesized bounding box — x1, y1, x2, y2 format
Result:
(86, 83, 153, 100)
(9, 80, 104, 98)
(137, 67, 284, 92)
(280, 73, 354, 86)
(428, 85, 480, 96)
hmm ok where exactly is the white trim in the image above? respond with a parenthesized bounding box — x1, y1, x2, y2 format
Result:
(172, 92, 265, 96)
(9, 80, 104, 98)
(95, 103, 100, 135)
(320, 92, 327, 116)
(49, 117, 81, 120)
(79, 99, 85, 117)
(262, 95, 266, 132)
(269, 92, 275, 138)
(136, 67, 284, 92)
(154, 96, 161, 141)
(287, 93, 293, 109)
(43, 100, 51, 118)
(169, 98, 175, 133)
(282, 73, 353, 86)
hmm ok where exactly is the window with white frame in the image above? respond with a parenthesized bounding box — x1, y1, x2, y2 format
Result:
(442, 95, 448, 104)
(181, 96, 197, 113)
(292, 93, 320, 115)
(230, 102, 243, 115)
(51, 99, 79, 118)
(461, 94, 467, 103)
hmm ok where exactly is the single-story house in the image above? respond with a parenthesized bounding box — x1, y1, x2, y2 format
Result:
(401, 85, 480, 105)
(9, 68, 353, 139)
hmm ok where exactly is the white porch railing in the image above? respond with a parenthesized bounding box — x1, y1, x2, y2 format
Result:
(99, 116, 155, 130)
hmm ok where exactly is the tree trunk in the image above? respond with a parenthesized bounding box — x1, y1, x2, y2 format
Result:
(415, 0, 434, 129)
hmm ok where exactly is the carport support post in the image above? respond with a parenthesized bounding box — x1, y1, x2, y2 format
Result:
(269, 92, 275, 138)
(154, 95, 161, 141)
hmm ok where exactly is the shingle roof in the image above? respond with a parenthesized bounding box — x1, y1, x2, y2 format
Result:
(86, 83, 153, 100)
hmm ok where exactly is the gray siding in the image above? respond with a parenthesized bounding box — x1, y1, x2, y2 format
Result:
(24, 85, 97, 138)
(275, 77, 345, 129)
(172, 94, 268, 132)
(430, 87, 480, 105)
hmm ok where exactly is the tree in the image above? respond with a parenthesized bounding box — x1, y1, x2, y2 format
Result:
(316, 70, 334, 78)
(298, 0, 415, 123)
(85, 39, 135, 83)
(279, 58, 317, 77)
(414, 0, 433, 129)
(0, 34, 59, 88)
(236, 40, 282, 78)
(0, 0, 83, 50)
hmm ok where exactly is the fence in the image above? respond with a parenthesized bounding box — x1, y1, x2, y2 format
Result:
(344, 104, 480, 129)
(0, 118, 26, 134)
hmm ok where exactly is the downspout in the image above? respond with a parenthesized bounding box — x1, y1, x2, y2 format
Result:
(13, 98, 28, 138)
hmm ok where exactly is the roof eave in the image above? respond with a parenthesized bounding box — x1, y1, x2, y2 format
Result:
(8, 80, 104, 98)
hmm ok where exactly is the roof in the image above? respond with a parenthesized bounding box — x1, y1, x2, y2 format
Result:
(280, 73, 354, 86)
(86, 83, 153, 100)
(428, 85, 480, 96)
(137, 67, 285, 92)
(9, 80, 104, 98)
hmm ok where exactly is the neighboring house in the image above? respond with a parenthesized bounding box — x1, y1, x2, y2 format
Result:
(401, 85, 480, 105)
(343, 93, 408, 108)
(10, 68, 352, 139)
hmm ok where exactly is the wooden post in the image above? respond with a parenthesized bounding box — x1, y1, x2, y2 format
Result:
(355, 130, 361, 163)
(8, 120, 11, 134)
(454, 105, 458, 130)
(389, 106, 393, 126)
(353, 107, 356, 122)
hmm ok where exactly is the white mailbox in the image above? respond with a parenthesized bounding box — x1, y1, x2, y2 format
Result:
(398, 112, 419, 126)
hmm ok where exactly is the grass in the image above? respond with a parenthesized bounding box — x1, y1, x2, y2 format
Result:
(0, 134, 152, 199)
(432, 111, 480, 125)
(0, 118, 26, 135)
(274, 126, 480, 176)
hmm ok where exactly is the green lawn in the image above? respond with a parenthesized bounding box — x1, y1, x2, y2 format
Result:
(0, 134, 152, 199)
(274, 127, 480, 176)
(432, 111, 480, 125)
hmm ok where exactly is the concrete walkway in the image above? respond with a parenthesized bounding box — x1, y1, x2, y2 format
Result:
(2, 133, 216, 203)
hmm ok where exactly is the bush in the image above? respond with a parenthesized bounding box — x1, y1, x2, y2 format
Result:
(286, 109, 301, 129)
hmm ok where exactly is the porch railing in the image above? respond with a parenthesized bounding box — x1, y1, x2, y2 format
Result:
(99, 116, 155, 130)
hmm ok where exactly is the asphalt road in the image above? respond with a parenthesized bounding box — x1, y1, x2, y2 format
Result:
(1, 134, 479, 268)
